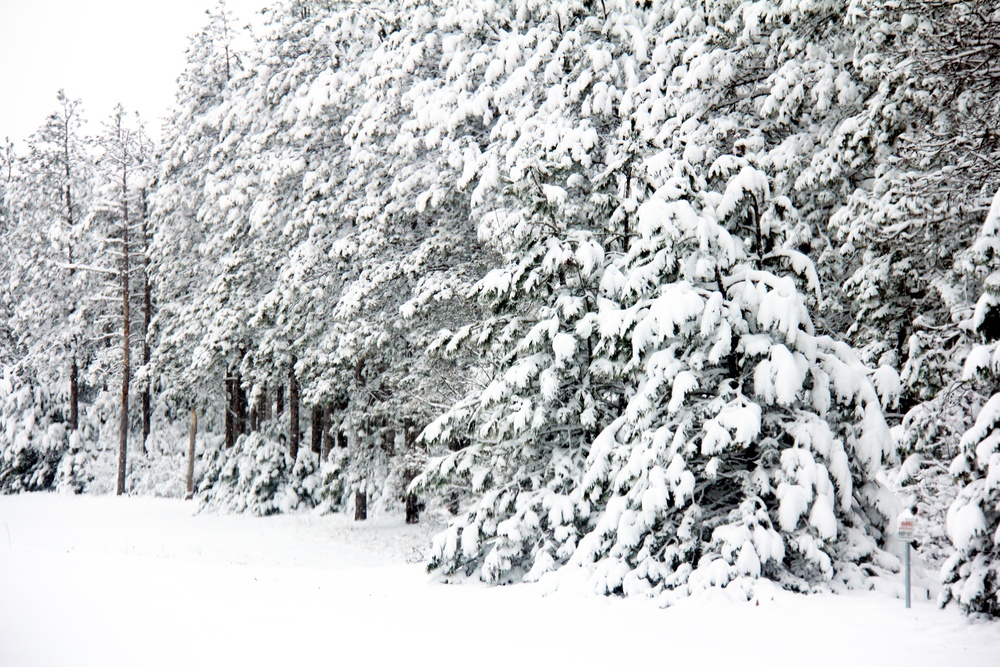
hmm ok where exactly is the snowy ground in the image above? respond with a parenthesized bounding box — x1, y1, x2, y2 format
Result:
(1, 494, 998, 667)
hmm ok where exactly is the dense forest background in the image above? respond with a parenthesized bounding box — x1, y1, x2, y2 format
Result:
(1, 0, 999, 615)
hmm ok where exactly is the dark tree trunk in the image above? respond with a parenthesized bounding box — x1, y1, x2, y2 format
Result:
(69, 357, 78, 432)
(276, 383, 284, 417)
(62, 105, 79, 437)
(311, 404, 323, 455)
(404, 419, 420, 524)
(405, 491, 420, 525)
(321, 404, 334, 459)
(116, 153, 131, 497)
(335, 395, 348, 448)
(224, 377, 235, 449)
(354, 488, 367, 521)
(185, 408, 197, 500)
(140, 186, 151, 454)
(234, 370, 247, 438)
(288, 359, 299, 461)
(141, 389, 150, 453)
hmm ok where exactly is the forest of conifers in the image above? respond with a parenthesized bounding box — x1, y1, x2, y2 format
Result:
(1, 0, 999, 615)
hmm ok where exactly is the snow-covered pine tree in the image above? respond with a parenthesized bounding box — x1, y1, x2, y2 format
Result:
(424, 162, 900, 598)
(571, 171, 899, 600)
(0, 137, 13, 362)
(316, 1, 499, 519)
(415, 0, 900, 599)
(846, 1, 1000, 600)
(413, 0, 660, 571)
(829, 0, 1000, 408)
(0, 93, 97, 492)
(7, 92, 94, 434)
(149, 0, 243, 453)
(88, 106, 151, 495)
(941, 188, 1000, 616)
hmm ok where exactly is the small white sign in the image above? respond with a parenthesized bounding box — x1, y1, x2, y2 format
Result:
(897, 516, 916, 543)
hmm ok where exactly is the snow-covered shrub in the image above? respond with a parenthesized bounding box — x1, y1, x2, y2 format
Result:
(313, 446, 351, 514)
(0, 370, 68, 493)
(894, 387, 977, 572)
(941, 394, 1000, 616)
(198, 431, 320, 516)
(54, 431, 91, 494)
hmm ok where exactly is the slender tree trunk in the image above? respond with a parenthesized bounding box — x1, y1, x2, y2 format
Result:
(276, 383, 284, 416)
(321, 404, 334, 459)
(311, 404, 323, 455)
(116, 164, 131, 497)
(336, 395, 348, 448)
(404, 419, 420, 524)
(62, 109, 79, 435)
(224, 376, 235, 449)
(69, 356, 78, 432)
(140, 186, 151, 453)
(234, 369, 246, 438)
(288, 359, 299, 461)
(140, 385, 150, 452)
(185, 408, 197, 500)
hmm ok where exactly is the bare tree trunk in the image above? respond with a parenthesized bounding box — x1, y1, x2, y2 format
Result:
(321, 404, 334, 460)
(337, 404, 348, 448)
(224, 376, 235, 449)
(234, 369, 246, 438)
(404, 419, 420, 524)
(116, 164, 131, 497)
(288, 359, 299, 461)
(185, 408, 197, 500)
(69, 356, 78, 432)
(140, 382, 150, 452)
(63, 105, 79, 435)
(405, 487, 420, 524)
(311, 404, 323, 455)
(276, 383, 284, 417)
(354, 488, 367, 521)
(140, 186, 151, 454)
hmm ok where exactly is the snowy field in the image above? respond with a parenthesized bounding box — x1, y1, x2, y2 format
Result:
(1, 494, 997, 667)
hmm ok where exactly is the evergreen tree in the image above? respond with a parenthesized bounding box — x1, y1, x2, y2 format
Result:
(149, 0, 243, 437)
(941, 188, 1000, 616)
(88, 106, 150, 495)
(7, 92, 94, 432)
(0, 94, 96, 492)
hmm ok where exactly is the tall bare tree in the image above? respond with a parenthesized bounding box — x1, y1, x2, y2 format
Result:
(91, 105, 145, 495)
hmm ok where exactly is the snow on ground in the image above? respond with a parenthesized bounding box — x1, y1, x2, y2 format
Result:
(0, 494, 998, 667)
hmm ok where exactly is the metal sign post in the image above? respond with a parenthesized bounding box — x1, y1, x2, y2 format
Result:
(904, 542, 911, 608)
(897, 514, 916, 609)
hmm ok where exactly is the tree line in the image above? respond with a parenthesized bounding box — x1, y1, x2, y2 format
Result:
(1, 0, 999, 615)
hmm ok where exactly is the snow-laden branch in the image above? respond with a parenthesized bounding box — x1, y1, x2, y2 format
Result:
(56, 262, 119, 277)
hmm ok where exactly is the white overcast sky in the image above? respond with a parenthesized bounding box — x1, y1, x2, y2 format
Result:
(0, 0, 269, 146)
